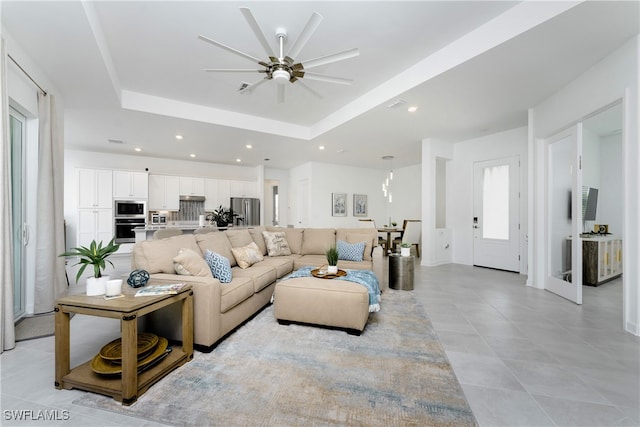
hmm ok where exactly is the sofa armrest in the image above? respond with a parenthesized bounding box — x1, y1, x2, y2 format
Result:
(371, 246, 386, 292)
(146, 273, 222, 347)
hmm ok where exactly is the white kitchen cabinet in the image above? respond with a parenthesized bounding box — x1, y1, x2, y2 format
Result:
(77, 209, 113, 248)
(217, 180, 231, 208)
(230, 180, 257, 198)
(204, 179, 219, 210)
(113, 171, 148, 199)
(78, 168, 112, 209)
(179, 176, 205, 196)
(149, 174, 180, 211)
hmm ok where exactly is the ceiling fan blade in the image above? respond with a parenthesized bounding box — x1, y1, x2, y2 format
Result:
(198, 35, 264, 65)
(239, 7, 276, 59)
(303, 72, 353, 85)
(277, 85, 285, 104)
(204, 69, 264, 73)
(301, 48, 360, 70)
(295, 80, 323, 99)
(239, 78, 268, 94)
(286, 12, 323, 60)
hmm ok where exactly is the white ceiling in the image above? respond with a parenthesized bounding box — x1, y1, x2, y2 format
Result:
(3, 1, 638, 170)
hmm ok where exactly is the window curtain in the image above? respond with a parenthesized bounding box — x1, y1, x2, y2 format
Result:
(1, 38, 16, 353)
(33, 92, 66, 314)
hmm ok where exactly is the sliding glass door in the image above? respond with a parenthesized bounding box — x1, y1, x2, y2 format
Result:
(10, 107, 26, 319)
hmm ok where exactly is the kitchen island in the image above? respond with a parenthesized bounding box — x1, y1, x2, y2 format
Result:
(134, 224, 248, 242)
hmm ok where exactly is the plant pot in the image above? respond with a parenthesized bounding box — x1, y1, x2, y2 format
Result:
(86, 276, 109, 296)
(327, 265, 338, 274)
(401, 247, 411, 257)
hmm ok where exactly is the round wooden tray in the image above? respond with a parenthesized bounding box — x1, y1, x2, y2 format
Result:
(311, 268, 346, 279)
(91, 337, 169, 375)
(99, 332, 159, 361)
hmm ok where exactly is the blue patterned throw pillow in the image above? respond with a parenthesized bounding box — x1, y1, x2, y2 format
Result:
(337, 239, 365, 262)
(205, 250, 232, 283)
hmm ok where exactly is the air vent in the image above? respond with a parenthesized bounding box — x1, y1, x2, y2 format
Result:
(386, 99, 406, 109)
(107, 138, 123, 144)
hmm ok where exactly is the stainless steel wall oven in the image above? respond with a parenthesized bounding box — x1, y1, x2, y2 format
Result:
(114, 200, 146, 244)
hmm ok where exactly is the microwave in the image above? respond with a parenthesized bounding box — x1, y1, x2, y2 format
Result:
(114, 200, 146, 218)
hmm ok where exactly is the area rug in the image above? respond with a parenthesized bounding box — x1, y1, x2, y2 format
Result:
(73, 289, 477, 426)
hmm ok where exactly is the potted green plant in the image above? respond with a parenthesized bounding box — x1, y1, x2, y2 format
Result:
(400, 242, 411, 257)
(208, 205, 234, 227)
(60, 237, 120, 296)
(325, 246, 339, 274)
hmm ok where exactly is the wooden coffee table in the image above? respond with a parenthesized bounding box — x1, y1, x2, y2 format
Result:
(55, 283, 193, 405)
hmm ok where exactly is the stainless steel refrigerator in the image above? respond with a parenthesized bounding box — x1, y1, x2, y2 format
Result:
(230, 197, 260, 226)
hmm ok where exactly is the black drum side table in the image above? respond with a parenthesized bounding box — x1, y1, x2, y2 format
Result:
(389, 254, 414, 290)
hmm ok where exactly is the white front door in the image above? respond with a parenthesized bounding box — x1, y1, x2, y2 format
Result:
(473, 156, 520, 272)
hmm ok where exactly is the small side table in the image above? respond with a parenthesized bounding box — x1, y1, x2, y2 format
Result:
(55, 283, 193, 405)
(389, 254, 415, 290)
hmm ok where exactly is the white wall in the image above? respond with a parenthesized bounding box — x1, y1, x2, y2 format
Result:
(264, 167, 290, 227)
(598, 133, 623, 235)
(531, 36, 639, 335)
(448, 127, 528, 273)
(386, 164, 422, 227)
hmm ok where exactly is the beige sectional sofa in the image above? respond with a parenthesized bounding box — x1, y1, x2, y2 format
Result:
(131, 226, 383, 350)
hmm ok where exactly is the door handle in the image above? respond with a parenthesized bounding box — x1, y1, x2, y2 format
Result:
(22, 223, 29, 245)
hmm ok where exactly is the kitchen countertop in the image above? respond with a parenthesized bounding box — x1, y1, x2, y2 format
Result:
(135, 225, 250, 231)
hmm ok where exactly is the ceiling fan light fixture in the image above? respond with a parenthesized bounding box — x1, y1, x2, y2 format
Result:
(272, 69, 290, 84)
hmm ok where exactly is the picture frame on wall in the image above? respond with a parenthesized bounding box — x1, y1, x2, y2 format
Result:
(353, 194, 367, 217)
(332, 193, 347, 217)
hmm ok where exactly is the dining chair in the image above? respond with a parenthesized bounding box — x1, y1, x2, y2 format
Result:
(153, 228, 183, 240)
(358, 219, 388, 251)
(393, 220, 421, 257)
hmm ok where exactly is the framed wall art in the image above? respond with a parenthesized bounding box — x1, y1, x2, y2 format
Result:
(353, 194, 367, 217)
(332, 193, 347, 217)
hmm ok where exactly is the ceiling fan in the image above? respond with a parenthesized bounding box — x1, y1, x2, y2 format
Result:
(198, 7, 359, 103)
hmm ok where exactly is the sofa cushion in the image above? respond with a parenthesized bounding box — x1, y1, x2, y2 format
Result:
(232, 264, 277, 293)
(256, 257, 294, 278)
(293, 254, 327, 270)
(301, 228, 336, 255)
(336, 228, 377, 261)
(220, 277, 255, 313)
(248, 226, 268, 255)
(173, 248, 213, 277)
(204, 250, 232, 283)
(337, 259, 373, 271)
(133, 234, 201, 274)
(226, 229, 253, 248)
(231, 242, 264, 269)
(196, 232, 236, 267)
(262, 231, 292, 256)
(266, 227, 303, 254)
(337, 239, 365, 262)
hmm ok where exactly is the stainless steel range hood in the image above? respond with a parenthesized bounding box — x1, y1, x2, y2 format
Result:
(179, 195, 205, 202)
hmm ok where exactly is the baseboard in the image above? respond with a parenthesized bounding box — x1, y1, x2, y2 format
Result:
(625, 320, 640, 336)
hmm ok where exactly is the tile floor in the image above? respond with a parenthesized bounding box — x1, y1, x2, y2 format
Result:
(1, 263, 638, 426)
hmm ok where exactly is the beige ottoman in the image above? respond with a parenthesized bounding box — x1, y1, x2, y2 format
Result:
(273, 277, 370, 335)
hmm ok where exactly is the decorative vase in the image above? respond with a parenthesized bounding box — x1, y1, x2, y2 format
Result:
(401, 247, 411, 257)
(327, 265, 338, 274)
(86, 276, 109, 296)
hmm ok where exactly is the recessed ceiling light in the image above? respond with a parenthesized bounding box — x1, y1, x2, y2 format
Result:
(246, 144, 252, 149)
(190, 154, 196, 158)
(134, 147, 142, 152)
(319, 145, 325, 150)
(408, 106, 418, 113)
(175, 135, 183, 140)
(236, 158, 241, 163)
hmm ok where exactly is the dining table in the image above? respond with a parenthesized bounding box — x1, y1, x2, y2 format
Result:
(377, 227, 403, 253)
